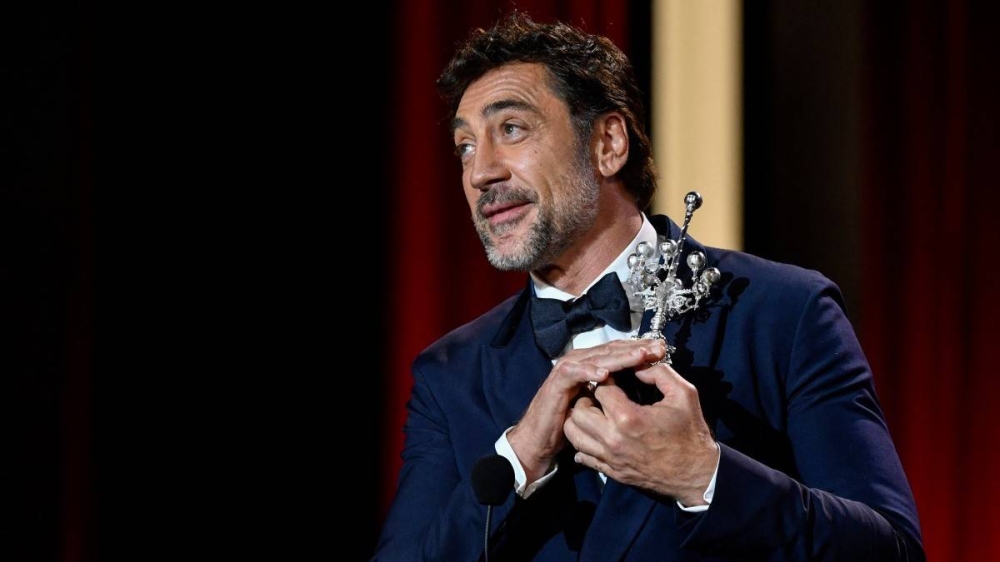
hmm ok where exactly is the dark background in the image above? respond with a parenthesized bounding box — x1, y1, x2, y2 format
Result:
(6, 0, 390, 559)
(6, 0, 999, 560)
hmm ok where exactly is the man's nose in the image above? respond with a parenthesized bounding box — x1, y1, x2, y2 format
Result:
(469, 138, 510, 191)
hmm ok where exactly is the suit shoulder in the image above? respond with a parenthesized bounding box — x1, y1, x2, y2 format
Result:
(707, 246, 844, 308)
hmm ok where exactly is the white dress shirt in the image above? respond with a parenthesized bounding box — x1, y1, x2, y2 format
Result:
(494, 214, 719, 511)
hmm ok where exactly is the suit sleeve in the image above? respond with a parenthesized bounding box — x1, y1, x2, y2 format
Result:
(678, 282, 925, 561)
(371, 361, 515, 562)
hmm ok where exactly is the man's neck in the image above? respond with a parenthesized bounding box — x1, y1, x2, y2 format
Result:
(533, 207, 643, 296)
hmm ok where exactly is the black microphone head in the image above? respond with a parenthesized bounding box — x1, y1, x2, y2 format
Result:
(471, 454, 514, 506)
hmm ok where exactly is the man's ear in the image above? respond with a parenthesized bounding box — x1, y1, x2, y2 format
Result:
(593, 112, 629, 178)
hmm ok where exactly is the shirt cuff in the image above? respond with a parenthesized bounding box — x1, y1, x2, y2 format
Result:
(676, 442, 720, 513)
(495, 427, 559, 499)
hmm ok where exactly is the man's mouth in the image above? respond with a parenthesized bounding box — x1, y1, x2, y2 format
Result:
(481, 200, 531, 220)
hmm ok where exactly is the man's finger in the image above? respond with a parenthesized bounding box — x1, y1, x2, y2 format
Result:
(552, 361, 611, 392)
(592, 383, 637, 418)
(565, 338, 666, 363)
(633, 364, 701, 410)
(571, 343, 667, 374)
(633, 363, 690, 394)
(564, 410, 607, 460)
(572, 450, 613, 477)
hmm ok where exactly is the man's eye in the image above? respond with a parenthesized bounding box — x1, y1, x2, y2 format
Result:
(455, 142, 473, 158)
(502, 123, 520, 135)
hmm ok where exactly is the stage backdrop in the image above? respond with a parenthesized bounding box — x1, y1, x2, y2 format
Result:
(379, 2, 1000, 561)
(860, 3, 1000, 561)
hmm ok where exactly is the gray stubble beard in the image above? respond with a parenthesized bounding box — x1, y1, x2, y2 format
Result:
(473, 154, 600, 272)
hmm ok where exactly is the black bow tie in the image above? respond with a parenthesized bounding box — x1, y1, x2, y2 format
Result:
(529, 272, 633, 359)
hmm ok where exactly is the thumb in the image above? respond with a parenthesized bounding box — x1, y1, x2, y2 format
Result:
(633, 363, 687, 397)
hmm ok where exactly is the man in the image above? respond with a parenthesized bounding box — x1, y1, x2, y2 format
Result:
(374, 13, 923, 561)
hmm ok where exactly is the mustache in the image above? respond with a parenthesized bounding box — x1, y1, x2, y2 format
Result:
(475, 186, 537, 218)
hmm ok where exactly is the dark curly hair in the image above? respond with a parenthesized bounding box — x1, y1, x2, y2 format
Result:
(437, 12, 657, 211)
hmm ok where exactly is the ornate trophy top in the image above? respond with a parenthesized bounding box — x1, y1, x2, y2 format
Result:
(626, 191, 721, 364)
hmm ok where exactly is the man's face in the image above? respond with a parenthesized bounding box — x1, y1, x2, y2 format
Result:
(452, 63, 601, 271)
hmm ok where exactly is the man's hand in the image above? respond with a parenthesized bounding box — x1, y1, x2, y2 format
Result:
(563, 362, 719, 506)
(507, 340, 668, 485)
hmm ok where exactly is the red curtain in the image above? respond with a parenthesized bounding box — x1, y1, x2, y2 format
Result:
(381, 0, 634, 517)
(862, 2, 1000, 561)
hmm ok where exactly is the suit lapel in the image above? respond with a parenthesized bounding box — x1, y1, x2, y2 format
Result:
(481, 286, 554, 430)
(579, 478, 658, 561)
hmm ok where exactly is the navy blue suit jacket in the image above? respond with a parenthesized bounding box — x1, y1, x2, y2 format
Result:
(374, 215, 923, 561)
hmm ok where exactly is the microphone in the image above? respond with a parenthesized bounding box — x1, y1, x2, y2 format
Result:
(471, 454, 514, 562)
(472, 454, 514, 506)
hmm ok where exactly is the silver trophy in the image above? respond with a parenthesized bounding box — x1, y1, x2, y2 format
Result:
(626, 192, 721, 364)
